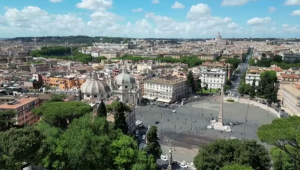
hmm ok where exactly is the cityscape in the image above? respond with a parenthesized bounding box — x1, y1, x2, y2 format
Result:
(0, 0, 300, 170)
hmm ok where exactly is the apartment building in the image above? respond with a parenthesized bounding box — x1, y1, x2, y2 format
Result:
(199, 67, 227, 89)
(282, 85, 300, 116)
(143, 76, 190, 103)
(279, 53, 300, 63)
(42, 76, 86, 90)
(0, 97, 40, 125)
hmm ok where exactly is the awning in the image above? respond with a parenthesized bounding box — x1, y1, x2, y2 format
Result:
(156, 98, 171, 103)
(143, 96, 155, 100)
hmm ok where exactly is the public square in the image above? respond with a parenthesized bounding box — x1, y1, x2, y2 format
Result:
(135, 96, 277, 166)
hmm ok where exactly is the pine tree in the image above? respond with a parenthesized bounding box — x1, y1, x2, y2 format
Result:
(114, 102, 129, 134)
(250, 79, 256, 98)
(97, 101, 107, 118)
(187, 71, 196, 93)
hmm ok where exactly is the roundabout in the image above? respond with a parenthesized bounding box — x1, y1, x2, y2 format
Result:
(135, 96, 277, 164)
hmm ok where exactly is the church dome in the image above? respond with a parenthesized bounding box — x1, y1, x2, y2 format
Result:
(115, 71, 136, 86)
(80, 73, 111, 94)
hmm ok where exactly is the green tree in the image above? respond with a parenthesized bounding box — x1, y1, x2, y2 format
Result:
(113, 102, 129, 134)
(0, 110, 17, 131)
(145, 126, 162, 159)
(257, 116, 300, 170)
(220, 164, 254, 170)
(272, 86, 279, 103)
(193, 139, 271, 170)
(0, 127, 43, 169)
(196, 79, 202, 93)
(270, 147, 296, 170)
(238, 83, 251, 95)
(33, 101, 92, 129)
(97, 101, 107, 118)
(250, 79, 256, 98)
(187, 71, 196, 93)
(273, 55, 283, 63)
(110, 134, 138, 169)
(132, 152, 157, 170)
(49, 94, 66, 102)
(59, 115, 113, 170)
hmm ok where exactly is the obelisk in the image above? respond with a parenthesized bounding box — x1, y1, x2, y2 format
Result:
(218, 85, 224, 125)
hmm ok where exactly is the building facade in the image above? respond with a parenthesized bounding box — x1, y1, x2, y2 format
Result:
(199, 67, 227, 89)
(143, 76, 190, 103)
(245, 73, 260, 86)
(0, 97, 40, 125)
(282, 85, 300, 116)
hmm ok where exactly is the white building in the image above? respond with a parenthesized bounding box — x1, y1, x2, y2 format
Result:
(282, 85, 300, 116)
(199, 67, 226, 89)
(245, 73, 260, 86)
(143, 76, 190, 103)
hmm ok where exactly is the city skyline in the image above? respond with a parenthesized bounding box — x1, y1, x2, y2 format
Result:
(0, 0, 300, 38)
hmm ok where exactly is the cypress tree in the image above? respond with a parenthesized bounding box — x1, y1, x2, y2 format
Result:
(114, 102, 129, 134)
(250, 79, 256, 98)
(97, 100, 107, 118)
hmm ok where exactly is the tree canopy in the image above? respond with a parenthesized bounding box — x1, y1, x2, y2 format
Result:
(33, 101, 92, 129)
(0, 110, 17, 131)
(118, 55, 203, 67)
(145, 126, 162, 159)
(193, 139, 271, 170)
(220, 164, 254, 170)
(257, 116, 300, 169)
(0, 127, 43, 169)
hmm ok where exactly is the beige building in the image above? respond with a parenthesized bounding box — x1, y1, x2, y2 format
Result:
(282, 85, 300, 116)
(143, 76, 190, 103)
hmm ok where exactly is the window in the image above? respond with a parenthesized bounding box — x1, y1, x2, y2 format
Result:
(87, 95, 90, 97)
(94, 95, 97, 98)
(125, 86, 128, 88)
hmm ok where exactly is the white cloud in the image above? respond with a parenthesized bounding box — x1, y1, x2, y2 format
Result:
(132, 8, 143, 12)
(221, 0, 250, 6)
(282, 24, 300, 32)
(76, 0, 112, 10)
(186, 3, 211, 20)
(0, 3, 296, 38)
(152, 0, 159, 4)
(268, 7, 276, 13)
(49, 0, 62, 3)
(247, 17, 271, 26)
(284, 0, 300, 5)
(228, 22, 241, 30)
(172, 1, 185, 9)
(291, 10, 300, 16)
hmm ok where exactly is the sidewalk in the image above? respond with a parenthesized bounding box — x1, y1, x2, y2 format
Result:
(239, 98, 280, 118)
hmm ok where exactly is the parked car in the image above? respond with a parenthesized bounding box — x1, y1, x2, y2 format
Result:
(155, 121, 160, 124)
(179, 161, 188, 168)
(172, 110, 177, 113)
(142, 135, 145, 140)
(161, 155, 168, 161)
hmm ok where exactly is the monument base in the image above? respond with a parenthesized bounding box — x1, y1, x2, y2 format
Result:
(207, 122, 232, 132)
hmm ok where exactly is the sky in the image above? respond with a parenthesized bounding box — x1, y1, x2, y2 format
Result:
(0, 0, 299, 38)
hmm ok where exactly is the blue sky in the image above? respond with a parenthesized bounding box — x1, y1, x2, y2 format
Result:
(0, 0, 299, 38)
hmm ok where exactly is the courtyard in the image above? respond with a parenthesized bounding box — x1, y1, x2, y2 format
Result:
(135, 96, 277, 166)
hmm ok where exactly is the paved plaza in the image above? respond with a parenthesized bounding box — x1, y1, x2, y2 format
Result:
(135, 96, 277, 165)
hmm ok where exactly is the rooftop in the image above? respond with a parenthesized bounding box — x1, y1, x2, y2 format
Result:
(0, 97, 38, 110)
(145, 76, 186, 85)
(283, 85, 300, 98)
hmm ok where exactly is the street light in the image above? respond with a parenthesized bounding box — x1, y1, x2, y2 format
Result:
(174, 124, 176, 151)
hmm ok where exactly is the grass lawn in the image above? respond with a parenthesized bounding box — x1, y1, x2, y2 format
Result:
(197, 88, 219, 94)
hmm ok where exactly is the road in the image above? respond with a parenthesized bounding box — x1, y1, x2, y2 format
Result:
(231, 49, 253, 95)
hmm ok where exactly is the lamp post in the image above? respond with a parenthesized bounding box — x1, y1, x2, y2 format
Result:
(174, 124, 176, 151)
